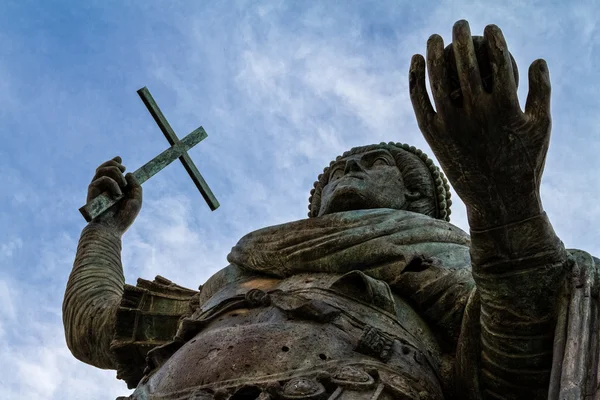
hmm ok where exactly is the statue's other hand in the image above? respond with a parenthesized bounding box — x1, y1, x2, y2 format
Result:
(409, 20, 552, 228)
(87, 156, 142, 235)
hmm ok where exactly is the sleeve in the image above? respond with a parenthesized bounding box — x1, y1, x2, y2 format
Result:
(469, 212, 568, 399)
(63, 223, 125, 370)
(110, 275, 198, 389)
(548, 251, 599, 399)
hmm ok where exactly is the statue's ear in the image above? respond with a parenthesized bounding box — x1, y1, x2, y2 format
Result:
(405, 191, 421, 201)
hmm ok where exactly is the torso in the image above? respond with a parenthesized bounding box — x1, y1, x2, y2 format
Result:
(130, 273, 445, 400)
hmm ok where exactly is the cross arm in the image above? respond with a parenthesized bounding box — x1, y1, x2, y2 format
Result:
(137, 87, 219, 210)
(79, 128, 207, 222)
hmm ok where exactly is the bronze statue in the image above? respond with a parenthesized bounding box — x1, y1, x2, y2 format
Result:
(63, 21, 598, 399)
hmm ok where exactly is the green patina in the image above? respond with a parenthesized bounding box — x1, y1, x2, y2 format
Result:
(79, 87, 219, 222)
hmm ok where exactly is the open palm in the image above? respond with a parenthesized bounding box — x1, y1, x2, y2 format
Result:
(409, 21, 552, 228)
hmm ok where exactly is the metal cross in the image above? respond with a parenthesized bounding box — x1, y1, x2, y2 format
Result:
(79, 87, 219, 222)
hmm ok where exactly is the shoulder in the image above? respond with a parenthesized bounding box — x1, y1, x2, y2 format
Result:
(110, 276, 198, 389)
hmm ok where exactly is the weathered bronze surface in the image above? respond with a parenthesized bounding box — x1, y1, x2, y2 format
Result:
(64, 21, 598, 400)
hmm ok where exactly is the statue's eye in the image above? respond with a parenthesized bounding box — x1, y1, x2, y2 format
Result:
(371, 157, 390, 167)
(330, 168, 344, 181)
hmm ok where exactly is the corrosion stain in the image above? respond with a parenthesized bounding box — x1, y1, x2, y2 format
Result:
(241, 278, 280, 290)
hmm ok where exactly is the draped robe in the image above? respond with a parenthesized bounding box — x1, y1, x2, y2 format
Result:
(223, 209, 600, 398)
(66, 209, 600, 398)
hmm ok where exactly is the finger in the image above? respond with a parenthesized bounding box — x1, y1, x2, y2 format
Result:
(124, 173, 143, 202)
(96, 159, 126, 173)
(409, 54, 436, 131)
(426, 34, 452, 112)
(88, 176, 122, 201)
(93, 166, 127, 188)
(484, 24, 519, 109)
(525, 59, 551, 120)
(452, 20, 483, 105)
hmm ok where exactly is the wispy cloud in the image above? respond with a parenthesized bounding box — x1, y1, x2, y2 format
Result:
(1, 1, 599, 398)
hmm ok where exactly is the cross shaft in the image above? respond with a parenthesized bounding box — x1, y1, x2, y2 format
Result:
(79, 87, 219, 222)
(137, 87, 219, 211)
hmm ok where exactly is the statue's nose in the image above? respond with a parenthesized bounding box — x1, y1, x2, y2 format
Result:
(344, 159, 363, 174)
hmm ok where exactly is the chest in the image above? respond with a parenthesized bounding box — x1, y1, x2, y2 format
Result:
(132, 272, 445, 399)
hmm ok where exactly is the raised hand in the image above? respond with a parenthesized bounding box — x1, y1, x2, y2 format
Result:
(87, 156, 142, 235)
(409, 20, 552, 229)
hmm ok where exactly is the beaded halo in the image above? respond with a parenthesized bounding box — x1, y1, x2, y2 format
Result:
(308, 142, 452, 221)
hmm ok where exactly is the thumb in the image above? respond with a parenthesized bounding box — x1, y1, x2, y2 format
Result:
(123, 173, 142, 213)
(124, 173, 142, 200)
(116, 173, 142, 233)
(525, 59, 551, 120)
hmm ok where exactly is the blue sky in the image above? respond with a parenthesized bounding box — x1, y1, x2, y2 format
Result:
(1, 1, 599, 398)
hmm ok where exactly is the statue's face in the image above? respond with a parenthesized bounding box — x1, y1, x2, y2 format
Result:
(318, 149, 408, 216)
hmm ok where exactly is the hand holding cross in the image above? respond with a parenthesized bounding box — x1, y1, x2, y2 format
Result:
(81, 87, 219, 235)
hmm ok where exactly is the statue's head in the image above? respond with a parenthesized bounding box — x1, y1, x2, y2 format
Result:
(308, 142, 452, 221)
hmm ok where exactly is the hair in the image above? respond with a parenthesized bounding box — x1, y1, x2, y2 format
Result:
(308, 142, 452, 221)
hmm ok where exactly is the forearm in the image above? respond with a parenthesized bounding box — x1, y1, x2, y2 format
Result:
(62, 223, 125, 369)
(469, 212, 568, 398)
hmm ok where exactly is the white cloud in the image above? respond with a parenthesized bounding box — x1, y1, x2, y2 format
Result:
(0, 237, 22, 259)
(2, 2, 600, 399)
(0, 319, 128, 398)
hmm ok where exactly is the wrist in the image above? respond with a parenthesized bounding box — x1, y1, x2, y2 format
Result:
(75, 222, 123, 275)
(466, 193, 543, 230)
(469, 211, 566, 277)
(84, 222, 123, 240)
